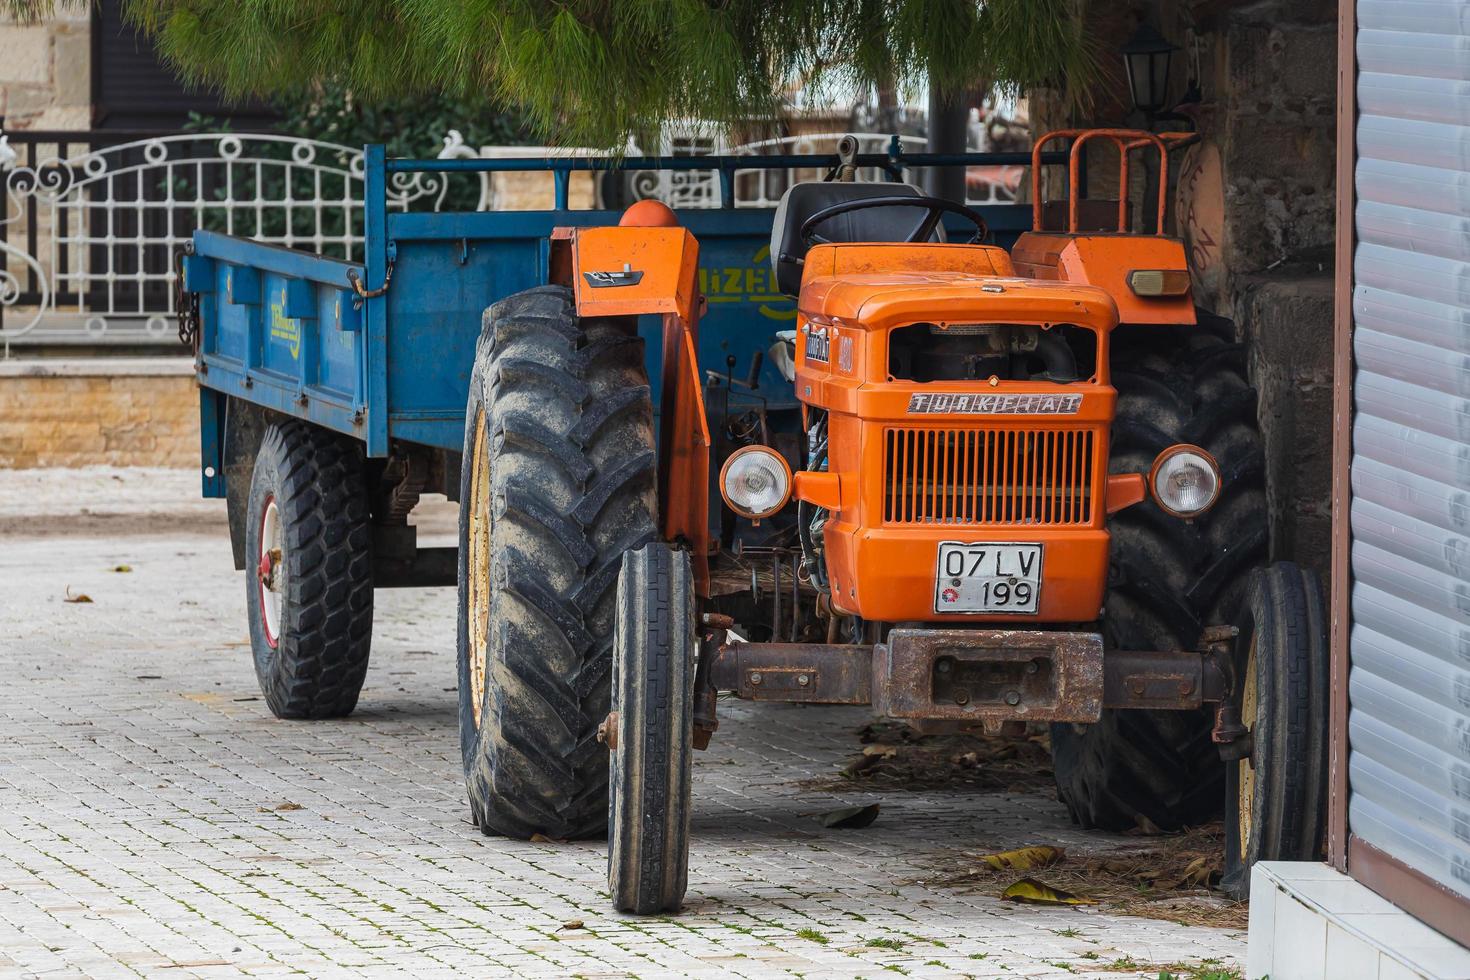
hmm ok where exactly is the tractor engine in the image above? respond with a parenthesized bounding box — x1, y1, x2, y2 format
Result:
(780, 243, 1120, 625)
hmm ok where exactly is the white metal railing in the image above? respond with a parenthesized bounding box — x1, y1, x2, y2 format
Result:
(618, 131, 1024, 209)
(0, 126, 1026, 355)
(0, 132, 446, 354)
(437, 130, 1025, 212)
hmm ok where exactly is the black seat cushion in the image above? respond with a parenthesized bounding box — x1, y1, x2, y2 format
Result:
(769, 182, 933, 296)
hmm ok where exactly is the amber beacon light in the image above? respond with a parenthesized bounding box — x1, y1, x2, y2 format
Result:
(1128, 269, 1191, 296)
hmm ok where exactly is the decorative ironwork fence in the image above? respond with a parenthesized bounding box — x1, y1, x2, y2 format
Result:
(0, 131, 446, 355)
(639, 132, 929, 209)
(613, 132, 1024, 209)
(0, 127, 1027, 357)
(437, 130, 1027, 212)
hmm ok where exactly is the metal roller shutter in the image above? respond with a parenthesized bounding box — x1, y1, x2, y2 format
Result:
(92, 1, 275, 130)
(1350, 0, 1470, 901)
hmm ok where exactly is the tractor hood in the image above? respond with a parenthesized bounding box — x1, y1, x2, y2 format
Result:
(798, 273, 1120, 334)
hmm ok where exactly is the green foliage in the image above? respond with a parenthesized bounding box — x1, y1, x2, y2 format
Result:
(8, 0, 1096, 149)
(263, 77, 533, 160)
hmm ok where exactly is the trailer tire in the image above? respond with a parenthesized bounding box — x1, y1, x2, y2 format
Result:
(244, 420, 374, 719)
(608, 542, 696, 915)
(1051, 322, 1268, 832)
(1221, 562, 1328, 899)
(457, 285, 657, 840)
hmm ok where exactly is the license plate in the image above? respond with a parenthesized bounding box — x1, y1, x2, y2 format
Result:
(934, 542, 1043, 614)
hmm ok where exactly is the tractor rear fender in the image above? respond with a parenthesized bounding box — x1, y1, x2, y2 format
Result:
(1011, 232, 1197, 326)
(553, 224, 711, 595)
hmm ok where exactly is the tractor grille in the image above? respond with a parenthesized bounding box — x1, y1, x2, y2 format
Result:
(882, 426, 1096, 526)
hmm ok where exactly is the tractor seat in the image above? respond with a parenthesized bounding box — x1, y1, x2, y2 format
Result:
(770, 182, 937, 296)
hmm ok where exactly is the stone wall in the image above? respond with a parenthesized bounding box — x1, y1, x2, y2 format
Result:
(1176, 0, 1337, 575)
(0, 10, 90, 130)
(1031, 0, 1337, 575)
(0, 359, 199, 468)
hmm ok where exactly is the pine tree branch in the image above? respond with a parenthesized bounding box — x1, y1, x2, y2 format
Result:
(8, 0, 1097, 147)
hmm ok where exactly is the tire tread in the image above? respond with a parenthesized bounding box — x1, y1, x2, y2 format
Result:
(457, 286, 657, 840)
(246, 420, 373, 720)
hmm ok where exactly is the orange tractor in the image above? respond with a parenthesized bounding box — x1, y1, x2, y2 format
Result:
(455, 130, 1327, 913)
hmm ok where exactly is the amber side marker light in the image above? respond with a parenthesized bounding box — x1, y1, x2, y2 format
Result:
(1149, 444, 1221, 518)
(1128, 269, 1191, 297)
(719, 445, 792, 520)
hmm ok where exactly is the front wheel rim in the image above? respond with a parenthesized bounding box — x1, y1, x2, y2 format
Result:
(257, 496, 283, 648)
(1237, 633, 1259, 856)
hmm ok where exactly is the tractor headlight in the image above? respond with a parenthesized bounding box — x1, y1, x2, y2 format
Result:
(1149, 445, 1221, 518)
(720, 446, 792, 520)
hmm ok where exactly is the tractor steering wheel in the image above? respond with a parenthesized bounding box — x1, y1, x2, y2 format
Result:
(799, 195, 990, 247)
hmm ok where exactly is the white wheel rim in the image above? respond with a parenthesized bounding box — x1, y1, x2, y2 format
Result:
(258, 496, 283, 648)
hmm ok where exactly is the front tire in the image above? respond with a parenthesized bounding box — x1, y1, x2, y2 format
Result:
(244, 420, 374, 719)
(1221, 563, 1328, 898)
(457, 285, 658, 840)
(608, 543, 696, 915)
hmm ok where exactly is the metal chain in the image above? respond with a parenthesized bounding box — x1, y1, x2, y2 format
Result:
(174, 245, 201, 354)
(346, 260, 394, 299)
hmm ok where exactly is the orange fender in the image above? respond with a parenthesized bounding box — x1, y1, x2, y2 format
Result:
(555, 219, 711, 594)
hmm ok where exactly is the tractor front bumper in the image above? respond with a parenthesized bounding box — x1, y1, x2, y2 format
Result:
(705, 628, 1228, 729)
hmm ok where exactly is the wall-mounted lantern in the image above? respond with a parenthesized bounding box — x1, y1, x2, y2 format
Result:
(1122, 22, 1179, 120)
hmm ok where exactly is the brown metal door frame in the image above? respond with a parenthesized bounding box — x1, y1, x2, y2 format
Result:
(1332, 0, 1470, 947)
(1328, 0, 1355, 877)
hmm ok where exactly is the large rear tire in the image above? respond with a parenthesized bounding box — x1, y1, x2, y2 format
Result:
(457, 285, 658, 840)
(1052, 322, 1268, 832)
(608, 542, 696, 915)
(1221, 562, 1328, 898)
(244, 420, 374, 719)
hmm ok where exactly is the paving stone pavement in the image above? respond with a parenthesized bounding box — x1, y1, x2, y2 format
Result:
(0, 468, 1247, 979)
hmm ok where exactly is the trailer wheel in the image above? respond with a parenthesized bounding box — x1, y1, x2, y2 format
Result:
(457, 285, 657, 840)
(244, 420, 374, 719)
(1221, 562, 1328, 898)
(608, 542, 696, 915)
(1052, 321, 1267, 832)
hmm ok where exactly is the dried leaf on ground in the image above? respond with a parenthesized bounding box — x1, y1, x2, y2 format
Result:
(64, 587, 93, 603)
(275, 802, 302, 812)
(112, 565, 133, 573)
(558, 919, 584, 931)
(933, 822, 1247, 930)
(530, 832, 568, 844)
(1002, 877, 1096, 906)
(819, 802, 880, 829)
(1130, 813, 1165, 835)
(812, 720, 1054, 794)
(975, 845, 1065, 871)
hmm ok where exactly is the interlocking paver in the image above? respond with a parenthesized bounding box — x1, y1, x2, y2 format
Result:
(0, 467, 1246, 978)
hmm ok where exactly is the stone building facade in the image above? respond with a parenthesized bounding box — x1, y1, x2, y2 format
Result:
(0, 8, 90, 130)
